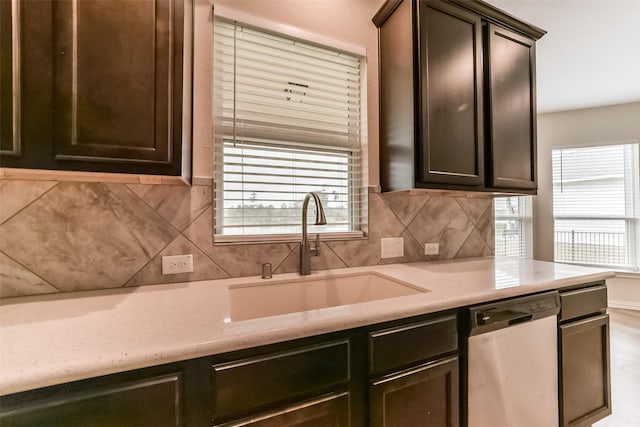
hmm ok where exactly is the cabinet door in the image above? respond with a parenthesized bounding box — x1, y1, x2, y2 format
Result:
(0, 0, 19, 156)
(486, 24, 537, 191)
(0, 373, 184, 427)
(1, 0, 185, 176)
(559, 314, 611, 427)
(370, 356, 459, 427)
(216, 393, 349, 427)
(417, 0, 484, 187)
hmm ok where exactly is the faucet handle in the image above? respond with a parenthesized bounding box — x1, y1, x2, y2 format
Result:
(312, 233, 321, 257)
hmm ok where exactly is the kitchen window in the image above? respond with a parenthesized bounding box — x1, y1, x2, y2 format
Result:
(494, 196, 533, 258)
(552, 142, 640, 270)
(212, 9, 366, 243)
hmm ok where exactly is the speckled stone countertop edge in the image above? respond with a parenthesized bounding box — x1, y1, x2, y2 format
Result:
(0, 257, 615, 395)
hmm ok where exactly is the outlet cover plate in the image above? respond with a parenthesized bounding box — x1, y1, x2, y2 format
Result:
(381, 237, 404, 258)
(424, 243, 439, 256)
(162, 254, 194, 275)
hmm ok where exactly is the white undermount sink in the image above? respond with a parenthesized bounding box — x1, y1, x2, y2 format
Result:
(228, 272, 429, 321)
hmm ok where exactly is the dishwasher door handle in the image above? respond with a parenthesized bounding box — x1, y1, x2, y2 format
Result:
(508, 313, 533, 325)
(478, 309, 533, 327)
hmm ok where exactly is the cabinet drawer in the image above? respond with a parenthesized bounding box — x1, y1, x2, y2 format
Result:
(215, 392, 349, 427)
(369, 315, 457, 375)
(212, 339, 350, 419)
(559, 284, 607, 322)
(0, 373, 183, 427)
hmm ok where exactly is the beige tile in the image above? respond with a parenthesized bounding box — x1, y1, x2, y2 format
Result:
(457, 196, 493, 226)
(0, 182, 178, 291)
(0, 252, 59, 298)
(183, 207, 296, 277)
(455, 229, 493, 259)
(126, 235, 229, 286)
(127, 184, 211, 231)
(274, 243, 348, 274)
(378, 230, 426, 265)
(380, 190, 431, 226)
(475, 203, 495, 250)
(329, 193, 407, 267)
(0, 180, 57, 224)
(407, 196, 475, 259)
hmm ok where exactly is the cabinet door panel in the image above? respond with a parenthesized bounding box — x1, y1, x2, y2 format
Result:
(0, 0, 19, 155)
(0, 373, 184, 427)
(370, 356, 459, 427)
(486, 24, 537, 190)
(217, 393, 349, 427)
(212, 339, 350, 420)
(418, 0, 483, 187)
(52, 0, 181, 166)
(559, 314, 611, 427)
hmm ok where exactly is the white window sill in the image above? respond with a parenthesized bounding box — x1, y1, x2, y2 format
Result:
(213, 231, 366, 246)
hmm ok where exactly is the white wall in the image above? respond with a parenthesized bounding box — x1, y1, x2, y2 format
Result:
(192, 0, 381, 185)
(535, 101, 640, 308)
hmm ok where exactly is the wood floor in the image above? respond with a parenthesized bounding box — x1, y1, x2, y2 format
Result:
(592, 308, 640, 427)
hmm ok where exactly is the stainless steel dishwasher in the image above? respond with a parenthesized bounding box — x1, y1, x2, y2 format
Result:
(467, 291, 560, 427)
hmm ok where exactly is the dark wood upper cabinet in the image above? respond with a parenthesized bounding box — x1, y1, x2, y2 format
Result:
(486, 24, 537, 190)
(374, 0, 545, 194)
(0, 0, 191, 177)
(0, 0, 19, 156)
(418, 0, 484, 187)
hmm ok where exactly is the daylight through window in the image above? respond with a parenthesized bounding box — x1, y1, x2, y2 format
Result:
(552, 142, 640, 270)
(212, 15, 365, 242)
(494, 196, 533, 259)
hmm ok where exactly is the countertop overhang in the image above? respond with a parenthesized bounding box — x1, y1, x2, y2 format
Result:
(0, 257, 615, 396)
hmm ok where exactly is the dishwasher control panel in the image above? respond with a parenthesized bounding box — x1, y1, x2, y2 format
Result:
(469, 291, 560, 336)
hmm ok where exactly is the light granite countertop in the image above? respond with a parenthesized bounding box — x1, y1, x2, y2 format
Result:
(0, 257, 614, 396)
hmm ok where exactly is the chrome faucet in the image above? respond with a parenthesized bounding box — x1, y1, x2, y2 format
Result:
(300, 192, 327, 275)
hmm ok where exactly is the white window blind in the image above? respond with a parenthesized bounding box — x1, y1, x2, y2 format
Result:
(212, 16, 365, 242)
(552, 143, 640, 270)
(494, 196, 533, 258)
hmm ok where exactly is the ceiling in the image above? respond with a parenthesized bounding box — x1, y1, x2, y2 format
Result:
(486, 0, 640, 113)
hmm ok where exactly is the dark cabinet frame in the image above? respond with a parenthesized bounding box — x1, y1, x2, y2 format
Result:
(0, 0, 193, 178)
(557, 283, 612, 427)
(485, 23, 538, 190)
(370, 356, 459, 427)
(374, 0, 545, 194)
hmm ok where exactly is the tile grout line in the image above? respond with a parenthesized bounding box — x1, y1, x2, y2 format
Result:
(0, 181, 60, 226)
(0, 249, 62, 294)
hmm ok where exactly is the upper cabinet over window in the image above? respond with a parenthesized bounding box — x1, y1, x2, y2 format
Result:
(0, 0, 192, 178)
(373, 0, 545, 194)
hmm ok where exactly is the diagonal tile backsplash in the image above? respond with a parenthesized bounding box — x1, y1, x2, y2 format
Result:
(0, 180, 495, 298)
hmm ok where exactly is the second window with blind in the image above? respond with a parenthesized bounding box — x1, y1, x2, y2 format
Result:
(212, 12, 366, 243)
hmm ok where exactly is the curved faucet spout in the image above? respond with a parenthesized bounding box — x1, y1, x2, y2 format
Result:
(300, 192, 327, 275)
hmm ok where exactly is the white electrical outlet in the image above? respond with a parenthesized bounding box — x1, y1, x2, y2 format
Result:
(381, 237, 404, 258)
(424, 243, 439, 256)
(162, 254, 194, 275)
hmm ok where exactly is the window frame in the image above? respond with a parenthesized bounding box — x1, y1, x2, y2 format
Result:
(494, 195, 533, 259)
(211, 5, 368, 244)
(551, 140, 640, 271)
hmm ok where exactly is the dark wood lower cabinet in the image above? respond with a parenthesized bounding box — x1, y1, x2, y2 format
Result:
(559, 314, 611, 427)
(370, 356, 459, 427)
(0, 311, 460, 427)
(0, 372, 185, 427)
(216, 392, 349, 427)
